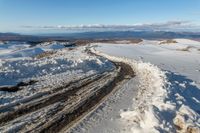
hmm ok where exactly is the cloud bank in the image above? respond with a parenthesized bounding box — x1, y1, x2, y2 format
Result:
(22, 21, 200, 32)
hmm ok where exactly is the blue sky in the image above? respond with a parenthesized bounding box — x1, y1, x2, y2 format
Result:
(0, 0, 200, 33)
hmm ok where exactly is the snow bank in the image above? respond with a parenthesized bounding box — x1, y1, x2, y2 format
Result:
(91, 46, 200, 133)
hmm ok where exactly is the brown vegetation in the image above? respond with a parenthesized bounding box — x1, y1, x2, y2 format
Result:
(35, 51, 56, 59)
(159, 39, 177, 45)
(176, 46, 193, 52)
(75, 39, 143, 45)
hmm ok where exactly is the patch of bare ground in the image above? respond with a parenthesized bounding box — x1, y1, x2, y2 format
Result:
(105, 39, 143, 44)
(35, 51, 56, 59)
(75, 39, 143, 45)
(173, 114, 200, 133)
(0, 80, 37, 92)
(176, 46, 193, 52)
(129, 39, 143, 44)
(159, 39, 177, 45)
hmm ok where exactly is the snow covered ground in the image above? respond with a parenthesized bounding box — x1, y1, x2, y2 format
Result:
(0, 39, 200, 132)
(0, 41, 114, 107)
(0, 41, 119, 132)
(70, 39, 200, 133)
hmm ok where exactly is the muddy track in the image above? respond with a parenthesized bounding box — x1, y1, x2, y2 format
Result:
(0, 49, 135, 133)
(0, 73, 107, 125)
(0, 80, 38, 92)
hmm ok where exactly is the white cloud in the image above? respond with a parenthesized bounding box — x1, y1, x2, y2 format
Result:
(21, 21, 200, 32)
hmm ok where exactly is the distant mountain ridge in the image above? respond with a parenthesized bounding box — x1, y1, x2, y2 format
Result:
(66, 31, 200, 39)
(0, 32, 21, 38)
(0, 31, 200, 41)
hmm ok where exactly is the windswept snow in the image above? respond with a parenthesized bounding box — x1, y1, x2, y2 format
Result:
(71, 39, 200, 133)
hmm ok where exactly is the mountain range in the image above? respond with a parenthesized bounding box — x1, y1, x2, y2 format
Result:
(0, 31, 200, 41)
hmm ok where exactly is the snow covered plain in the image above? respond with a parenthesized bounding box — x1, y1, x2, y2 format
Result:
(70, 39, 200, 133)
